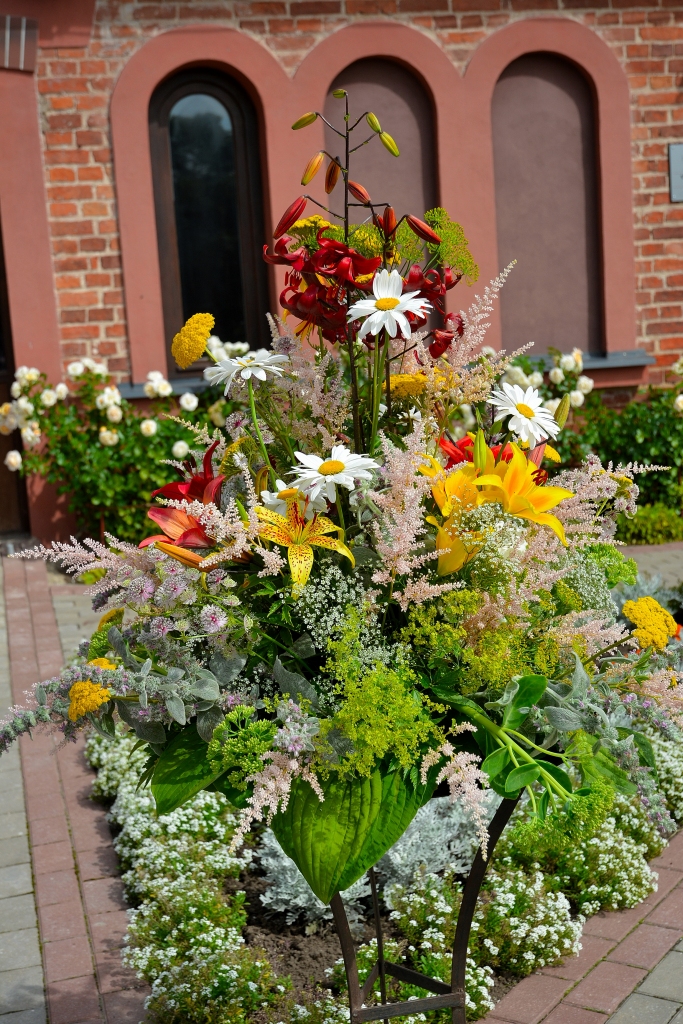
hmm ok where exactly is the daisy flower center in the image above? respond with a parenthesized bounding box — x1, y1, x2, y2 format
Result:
(516, 402, 536, 418)
(375, 297, 400, 311)
(318, 459, 346, 476)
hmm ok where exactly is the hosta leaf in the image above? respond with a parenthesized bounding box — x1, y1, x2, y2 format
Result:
(270, 766, 436, 903)
(151, 727, 223, 815)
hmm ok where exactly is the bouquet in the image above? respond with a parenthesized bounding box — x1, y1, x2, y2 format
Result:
(3, 95, 682, 906)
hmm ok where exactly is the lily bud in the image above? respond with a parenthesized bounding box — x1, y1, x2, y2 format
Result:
(332, 89, 346, 99)
(366, 112, 382, 133)
(473, 429, 487, 472)
(292, 111, 318, 130)
(273, 196, 307, 239)
(406, 215, 441, 245)
(348, 180, 371, 205)
(301, 151, 324, 185)
(325, 158, 341, 194)
(383, 206, 397, 236)
(554, 393, 571, 429)
(379, 131, 400, 157)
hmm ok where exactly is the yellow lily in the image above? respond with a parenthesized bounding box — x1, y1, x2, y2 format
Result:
(420, 457, 482, 575)
(256, 499, 354, 595)
(474, 443, 573, 544)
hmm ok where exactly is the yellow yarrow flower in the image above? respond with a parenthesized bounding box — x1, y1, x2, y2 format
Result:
(385, 373, 428, 400)
(171, 313, 215, 370)
(67, 680, 111, 722)
(87, 658, 117, 670)
(622, 596, 677, 652)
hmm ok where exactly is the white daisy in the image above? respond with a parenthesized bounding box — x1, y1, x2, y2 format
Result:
(488, 382, 560, 445)
(347, 268, 431, 341)
(204, 349, 289, 395)
(260, 478, 326, 520)
(288, 445, 379, 503)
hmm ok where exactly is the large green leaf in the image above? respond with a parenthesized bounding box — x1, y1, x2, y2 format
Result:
(151, 727, 223, 815)
(271, 766, 436, 903)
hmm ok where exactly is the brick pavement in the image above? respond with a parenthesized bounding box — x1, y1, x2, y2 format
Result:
(621, 542, 683, 590)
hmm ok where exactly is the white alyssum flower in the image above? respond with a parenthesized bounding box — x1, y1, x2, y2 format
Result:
(488, 382, 560, 444)
(674, 394, 683, 414)
(560, 353, 577, 372)
(172, 440, 190, 460)
(99, 427, 119, 446)
(39, 389, 58, 408)
(289, 445, 379, 503)
(140, 419, 158, 437)
(260, 478, 326, 520)
(4, 450, 22, 471)
(549, 367, 565, 385)
(569, 390, 585, 408)
(543, 398, 561, 415)
(347, 268, 431, 340)
(106, 405, 123, 423)
(179, 392, 198, 412)
(577, 375, 594, 395)
(528, 371, 544, 388)
(55, 383, 69, 400)
(204, 348, 289, 395)
(95, 386, 121, 409)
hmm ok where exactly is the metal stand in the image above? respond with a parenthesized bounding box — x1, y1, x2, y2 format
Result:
(330, 796, 520, 1024)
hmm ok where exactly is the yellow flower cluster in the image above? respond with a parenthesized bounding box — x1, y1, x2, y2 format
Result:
(622, 596, 677, 652)
(87, 658, 117, 670)
(67, 679, 111, 722)
(171, 313, 215, 370)
(386, 373, 428, 400)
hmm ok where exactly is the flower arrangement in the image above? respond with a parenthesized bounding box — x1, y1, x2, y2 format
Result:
(2, 95, 682, 937)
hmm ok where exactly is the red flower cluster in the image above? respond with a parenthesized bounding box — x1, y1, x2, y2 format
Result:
(140, 441, 223, 550)
(439, 434, 514, 469)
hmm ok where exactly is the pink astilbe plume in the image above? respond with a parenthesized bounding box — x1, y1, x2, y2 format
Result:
(551, 611, 635, 657)
(421, 729, 490, 858)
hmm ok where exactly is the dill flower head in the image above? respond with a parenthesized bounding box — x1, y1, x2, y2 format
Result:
(67, 679, 111, 721)
(386, 373, 428, 400)
(171, 313, 215, 370)
(622, 596, 677, 652)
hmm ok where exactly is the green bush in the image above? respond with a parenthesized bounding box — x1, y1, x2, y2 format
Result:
(616, 503, 683, 545)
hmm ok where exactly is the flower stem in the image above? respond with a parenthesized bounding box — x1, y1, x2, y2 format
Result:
(335, 494, 346, 532)
(247, 379, 276, 489)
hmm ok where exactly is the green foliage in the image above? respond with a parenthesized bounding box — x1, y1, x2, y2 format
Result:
(394, 218, 425, 265)
(151, 727, 224, 815)
(616, 503, 683, 545)
(400, 589, 481, 660)
(424, 207, 480, 283)
(584, 544, 638, 587)
(208, 706, 276, 789)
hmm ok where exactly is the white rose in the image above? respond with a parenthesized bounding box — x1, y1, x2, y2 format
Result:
(179, 392, 198, 411)
(93, 362, 108, 376)
(147, 370, 165, 382)
(98, 427, 119, 446)
(156, 380, 173, 397)
(543, 398, 561, 415)
(223, 341, 250, 356)
(40, 389, 58, 407)
(24, 368, 40, 385)
(14, 365, 28, 383)
(671, 356, 683, 377)
(82, 357, 96, 370)
(16, 397, 34, 416)
(571, 348, 584, 372)
(172, 440, 190, 459)
(21, 425, 40, 447)
(569, 390, 585, 408)
(55, 383, 69, 400)
(528, 371, 544, 388)
(577, 375, 594, 395)
(674, 394, 683, 413)
(143, 381, 158, 398)
(4, 450, 22, 471)
(140, 418, 158, 437)
(67, 361, 84, 379)
(559, 354, 576, 372)
(95, 393, 107, 410)
(106, 404, 123, 423)
(507, 365, 529, 386)
(480, 346, 497, 359)
(549, 367, 565, 385)
(10, 381, 21, 398)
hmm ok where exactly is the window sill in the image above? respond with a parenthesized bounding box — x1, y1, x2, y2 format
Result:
(118, 377, 209, 400)
(539, 349, 655, 371)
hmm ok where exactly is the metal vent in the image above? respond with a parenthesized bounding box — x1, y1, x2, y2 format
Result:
(0, 16, 38, 73)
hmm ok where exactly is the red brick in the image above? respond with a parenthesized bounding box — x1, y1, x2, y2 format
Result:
(35, 869, 81, 908)
(39, 901, 88, 944)
(31, 840, 74, 876)
(102, 988, 150, 1023)
(646, 885, 683, 928)
(542, 1006, 608, 1024)
(47, 975, 101, 1024)
(565, 961, 647, 1014)
(82, 877, 128, 916)
(541, 935, 615, 981)
(651, 832, 683, 871)
(484, 974, 569, 1024)
(44, 934, 94, 983)
(608, 923, 683, 970)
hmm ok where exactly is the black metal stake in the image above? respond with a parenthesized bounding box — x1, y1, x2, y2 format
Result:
(331, 796, 520, 1024)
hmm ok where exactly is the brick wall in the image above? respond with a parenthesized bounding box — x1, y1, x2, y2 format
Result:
(33, 0, 683, 384)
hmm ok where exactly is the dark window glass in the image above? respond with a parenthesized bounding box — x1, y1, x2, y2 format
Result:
(150, 70, 268, 376)
(492, 53, 603, 355)
(0, 218, 29, 535)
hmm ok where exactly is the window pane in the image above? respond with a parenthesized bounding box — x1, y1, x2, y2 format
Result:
(492, 54, 603, 355)
(169, 93, 245, 341)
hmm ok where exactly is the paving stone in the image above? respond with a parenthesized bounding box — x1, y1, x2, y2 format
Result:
(0, 865, 33, 900)
(88, 911, 129, 957)
(0, 789, 29, 815)
(76, 846, 119, 883)
(607, 992, 681, 1024)
(648, 889, 683, 930)
(82, 878, 127, 917)
(643, 870, 683, 911)
(480, 973, 569, 1023)
(34, 869, 80, 908)
(651, 833, 683, 872)
(639, 952, 683, 1002)
(542, 1005, 608, 1023)
(0, 1008, 47, 1023)
(582, 906, 648, 942)
(609, 924, 683, 971)
(0, 967, 45, 1013)
(30, 842, 74, 877)
(0, 895, 38, 935)
(0, 928, 42, 972)
(28, 815, 70, 848)
(43, 935, 94, 984)
(1, 814, 28, 840)
(46, 975, 101, 1024)
(565, 961, 647, 1014)
(38, 901, 87, 944)
(541, 935, 614, 981)
(101, 986, 151, 1022)
(0, 837, 30, 869)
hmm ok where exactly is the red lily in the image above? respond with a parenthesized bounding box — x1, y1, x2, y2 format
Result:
(404, 264, 461, 315)
(263, 236, 308, 274)
(280, 280, 348, 342)
(140, 507, 214, 549)
(309, 234, 381, 287)
(439, 435, 514, 470)
(428, 313, 465, 359)
(151, 440, 224, 506)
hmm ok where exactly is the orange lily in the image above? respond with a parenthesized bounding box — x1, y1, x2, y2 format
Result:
(256, 499, 354, 595)
(474, 443, 573, 544)
(155, 541, 211, 571)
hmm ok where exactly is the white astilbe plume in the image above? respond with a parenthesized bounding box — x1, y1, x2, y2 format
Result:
(164, 415, 227, 462)
(229, 751, 324, 853)
(258, 547, 286, 578)
(13, 533, 164, 589)
(551, 612, 635, 657)
(421, 732, 490, 858)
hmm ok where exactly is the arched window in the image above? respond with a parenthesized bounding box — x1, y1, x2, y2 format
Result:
(149, 68, 268, 375)
(492, 53, 603, 355)
(323, 58, 437, 221)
